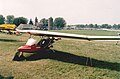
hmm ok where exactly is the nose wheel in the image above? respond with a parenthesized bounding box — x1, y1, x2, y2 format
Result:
(13, 52, 25, 61)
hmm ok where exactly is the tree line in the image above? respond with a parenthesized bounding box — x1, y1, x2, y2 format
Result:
(0, 15, 66, 30)
(1, 15, 120, 30)
(71, 24, 120, 29)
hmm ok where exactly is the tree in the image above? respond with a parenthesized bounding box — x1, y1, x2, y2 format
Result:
(39, 18, 48, 29)
(100, 24, 108, 28)
(80, 24, 85, 28)
(29, 19, 33, 25)
(88, 24, 94, 28)
(117, 24, 120, 29)
(0, 15, 5, 24)
(54, 17, 66, 29)
(106, 25, 112, 29)
(94, 24, 99, 28)
(13, 17, 28, 26)
(6, 15, 14, 24)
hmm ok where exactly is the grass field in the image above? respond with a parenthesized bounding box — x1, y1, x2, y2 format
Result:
(0, 30, 120, 79)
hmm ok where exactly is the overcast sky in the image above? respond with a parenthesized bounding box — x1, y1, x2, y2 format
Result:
(0, 0, 120, 25)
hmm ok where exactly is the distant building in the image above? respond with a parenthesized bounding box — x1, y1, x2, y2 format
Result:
(48, 17, 53, 30)
(17, 24, 37, 30)
(35, 17, 38, 26)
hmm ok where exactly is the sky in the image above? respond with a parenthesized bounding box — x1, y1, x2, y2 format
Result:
(0, 0, 120, 25)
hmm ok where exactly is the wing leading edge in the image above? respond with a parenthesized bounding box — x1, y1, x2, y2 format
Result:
(16, 24, 120, 41)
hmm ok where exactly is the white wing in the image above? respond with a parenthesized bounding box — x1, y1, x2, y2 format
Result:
(16, 24, 120, 41)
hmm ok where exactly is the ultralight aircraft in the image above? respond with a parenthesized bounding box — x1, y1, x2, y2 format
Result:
(13, 24, 120, 61)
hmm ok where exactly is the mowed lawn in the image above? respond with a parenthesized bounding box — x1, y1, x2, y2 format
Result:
(0, 30, 120, 79)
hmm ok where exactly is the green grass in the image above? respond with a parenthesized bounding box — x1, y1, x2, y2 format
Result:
(0, 30, 120, 79)
(51, 30, 119, 36)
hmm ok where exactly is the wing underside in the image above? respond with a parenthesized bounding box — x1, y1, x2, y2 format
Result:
(16, 29, 120, 41)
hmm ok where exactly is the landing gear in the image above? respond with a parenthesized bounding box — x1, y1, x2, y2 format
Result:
(13, 52, 25, 61)
(7, 30, 13, 34)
